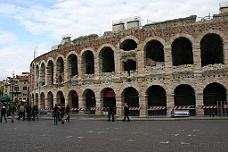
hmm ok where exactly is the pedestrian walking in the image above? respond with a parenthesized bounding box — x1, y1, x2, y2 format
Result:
(9, 102, 16, 122)
(60, 104, 66, 124)
(107, 104, 115, 122)
(18, 103, 25, 120)
(53, 104, 60, 125)
(123, 103, 130, 122)
(31, 105, 39, 121)
(25, 103, 32, 120)
(1, 105, 7, 123)
(65, 104, 70, 122)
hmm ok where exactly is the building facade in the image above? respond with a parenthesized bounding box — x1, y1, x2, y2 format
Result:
(0, 72, 30, 103)
(30, 5, 228, 117)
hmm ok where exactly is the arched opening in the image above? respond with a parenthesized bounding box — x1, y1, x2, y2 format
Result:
(86, 90, 96, 114)
(145, 40, 164, 66)
(57, 91, 65, 105)
(172, 37, 193, 66)
(124, 59, 136, 76)
(47, 91, 53, 108)
(101, 47, 115, 72)
(201, 33, 224, 67)
(68, 54, 78, 76)
(124, 87, 139, 116)
(68, 90, 79, 108)
(47, 60, 54, 85)
(203, 83, 226, 116)
(40, 92, 45, 109)
(147, 85, 166, 116)
(35, 65, 39, 87)
(174, 84, 196, 116)
(56, 57, 64, 83)
(40, 63, 45, 86)
(120, 39, 137, 51)
(103, 88, 116, 108)
(35, 93, 38, 107)
(82, 51, 94, 74)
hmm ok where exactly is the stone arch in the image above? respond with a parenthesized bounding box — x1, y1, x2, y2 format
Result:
(122, 87, 139, 116)
(40, 92, 45, 109)
(35, 93, 39, 108)
(99, 47, 115, 73)
(81, 50, 95, 74)
(146, 85, 166, 116)
(203, 82, 226, 115)
(120, 38, 137, 51)
(83, 89, 96, 114)
(68, 90, 79, 108)
(200, 33, 224, 67)
(56, 91, 65, 105)
(47, 60, 54, 85)
(39, 62, 46, 86)
(101, 88, 116, 108)
(144, 39, 165, 66)
(47, 91, 54, 108)
(56, 57, 64, 83)
(67, 53, 78, 77)
(35, 64, 39, 87)
(174, 84, 196, 116)
(171, 37, 193, 66)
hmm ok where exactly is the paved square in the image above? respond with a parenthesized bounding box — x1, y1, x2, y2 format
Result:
(0, 119, 228, 152)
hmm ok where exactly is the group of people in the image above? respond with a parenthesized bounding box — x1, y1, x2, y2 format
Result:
(107, 103, 130, 122)
(52, 104, 70, 125)
(0, 102, 39, 123)
(1, 102, 130, 124)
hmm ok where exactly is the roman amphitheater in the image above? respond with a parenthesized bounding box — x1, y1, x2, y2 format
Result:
(30, 4, 228, 117)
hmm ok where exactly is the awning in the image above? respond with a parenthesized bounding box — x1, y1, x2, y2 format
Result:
(0, 97, 10, 102)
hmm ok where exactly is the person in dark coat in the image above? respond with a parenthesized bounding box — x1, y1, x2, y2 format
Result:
(123, 103, 130, 122)
(1, 106, 7, 123)
(107, 104, 115, 122)
(31, 105, 39, 121)
(53, 104, 60, 125)
(65, 104, 70, 122)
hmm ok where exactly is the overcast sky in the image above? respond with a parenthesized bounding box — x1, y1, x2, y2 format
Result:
(0, 0, 223, 80)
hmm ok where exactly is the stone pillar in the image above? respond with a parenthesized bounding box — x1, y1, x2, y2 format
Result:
(223, 42, 228, 74)
(193, 43, 202, 77)
(137, 50, 145, 82)
(164, 45, 173, 79)
(115, 94, 123, 116)
(166, 93, 174, 117)
(78, 93, 86, 114)
(95, 94, 102, 115)
(139, 93, 148, 118)
(195, 92, 204, 117)
(114, 50, 122, 82)
(77, 57, 82, 79)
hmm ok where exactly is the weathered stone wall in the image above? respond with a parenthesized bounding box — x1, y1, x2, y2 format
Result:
(30, 12, 228, 117)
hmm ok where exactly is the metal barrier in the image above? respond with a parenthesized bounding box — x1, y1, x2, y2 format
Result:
(37, 105, 228, 119)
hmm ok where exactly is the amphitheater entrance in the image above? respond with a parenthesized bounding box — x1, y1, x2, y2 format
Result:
(147, 85, 166, 116)
(68, 90, 78, 108)
(174, 84, 196, 116)
(124, 87, 139, 116)
(103, 88, 116, 107)
(40, 92, 45, 109)
(203, 83, 226, 116)
(57, 91, 65, 105)
(86, 90, 96, 114)
(47, 91, 53, 108)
